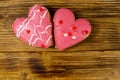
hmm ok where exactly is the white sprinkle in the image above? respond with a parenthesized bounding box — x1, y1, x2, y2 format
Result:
(64, 33, 68, 37)
(72, 36, 76, 39)
(37, 9, 40, 12)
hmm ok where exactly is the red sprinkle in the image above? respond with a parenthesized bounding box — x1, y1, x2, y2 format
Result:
(26, 30, 30, 34)
(82, 30, 89, 35)
(68, 32, 72, 36)
(72, 25, 77, 31)
(39, 7, 44, 12)
(59, 20, 63, 24)
(41, 44, 45, 48)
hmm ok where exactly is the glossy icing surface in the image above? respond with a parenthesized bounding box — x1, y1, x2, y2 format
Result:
(12, 4, 52, 48)
(54, 8, 92, 50)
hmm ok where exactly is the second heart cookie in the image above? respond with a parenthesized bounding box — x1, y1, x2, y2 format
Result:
(53, 8, 92, 50)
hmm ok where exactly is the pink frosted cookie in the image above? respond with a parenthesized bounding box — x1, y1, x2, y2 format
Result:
(53, 8, 92, 50)
(12, 4, 52, 48)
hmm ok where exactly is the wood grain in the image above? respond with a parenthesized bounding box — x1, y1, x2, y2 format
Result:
(0, 0, 120, 51)
(0, 0, 120, 80)
(0, 51, 120, 80)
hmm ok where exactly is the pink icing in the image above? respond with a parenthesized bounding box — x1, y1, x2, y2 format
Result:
(12, 4, 52, 48)
(53, 8, 92, 50)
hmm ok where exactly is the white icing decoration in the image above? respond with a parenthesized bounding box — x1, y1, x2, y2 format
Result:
(42, 10, 48, 18)
(72, 36, 76, 39)
(29, 34, 36, 45)
(28, 4, 38, 17)
(31, 38, 40, 46)
(16, 6, 52, 47)
(45, 35, 52, 46)
(64, 33, 68, 37)
(16, 19, 27, 38)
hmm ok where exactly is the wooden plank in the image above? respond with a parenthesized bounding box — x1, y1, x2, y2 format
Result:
(0, 0, 120, 51)
(0, 0, 120, 79)
(0, 51, 120, 80)
(0, 0, 120, 5)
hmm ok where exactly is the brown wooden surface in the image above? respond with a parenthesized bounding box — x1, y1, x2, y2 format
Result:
(0, 0, 120, 80)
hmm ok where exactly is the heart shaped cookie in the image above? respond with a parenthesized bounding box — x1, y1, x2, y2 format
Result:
(53, 8, 92, 50)
(12, 4, 52, 48)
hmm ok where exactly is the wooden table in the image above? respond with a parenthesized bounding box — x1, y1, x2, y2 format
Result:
(0, 0, 120, 80)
